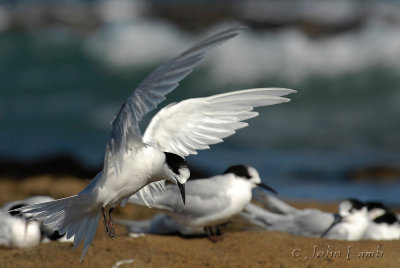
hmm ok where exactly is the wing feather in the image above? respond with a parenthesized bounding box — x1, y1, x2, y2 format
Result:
(143, 88, 296, 156)
(101, 26, 245, 176)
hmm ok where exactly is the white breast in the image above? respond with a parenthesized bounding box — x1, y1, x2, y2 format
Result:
(99, 145, 166, 209)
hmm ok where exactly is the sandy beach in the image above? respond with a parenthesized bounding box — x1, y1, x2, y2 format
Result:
(0, 175, 399, 268)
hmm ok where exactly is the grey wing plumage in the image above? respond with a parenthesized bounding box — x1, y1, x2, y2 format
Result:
(252, 189, 299, 215)
(241, 203, 336, 237)
(129, 176, 232, 217)
(104, 26, 246, 175)
(292, 211, 336, 237)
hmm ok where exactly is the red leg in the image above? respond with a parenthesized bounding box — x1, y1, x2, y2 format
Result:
(108, 208, 115, 239)
(101, 207, 115, 239)
(204, 226, 223, 243)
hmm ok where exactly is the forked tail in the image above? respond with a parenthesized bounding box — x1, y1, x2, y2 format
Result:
(23, 194, 100, 261)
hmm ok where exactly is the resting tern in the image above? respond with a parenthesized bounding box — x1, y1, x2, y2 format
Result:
(127, 165, 277, 241)
(241, 197, 369, 240)
(363, 202, 400, 240)
(12, 26, 295, 261)
(241, 201, 337, 237)
(1, 196, 72, 242)
(247, 193, 399, 240)
(0, 213, 41, 248)
(321, 198, 369, 240)
(364, 212, 400, 240)
(324, 200, 400, 240)
(0, 197, 44, 248)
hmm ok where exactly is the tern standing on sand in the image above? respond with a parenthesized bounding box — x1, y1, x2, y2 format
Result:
(126, 165, 277, 241)
(19, 26, 296, 260)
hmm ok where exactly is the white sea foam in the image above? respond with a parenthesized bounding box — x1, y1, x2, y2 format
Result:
(85, 21, 187, 69)
(85, 18, 400, 85)
(97, 0, 148, 24)
(209, 19, 400, 84)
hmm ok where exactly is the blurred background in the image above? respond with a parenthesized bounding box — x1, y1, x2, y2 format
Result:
(1, 0, 400, 204)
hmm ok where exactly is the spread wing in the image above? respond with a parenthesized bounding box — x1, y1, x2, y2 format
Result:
(143, 88, 296, 156)
(102, 26, 245, 175)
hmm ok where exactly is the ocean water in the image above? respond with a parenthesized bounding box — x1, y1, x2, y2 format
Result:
(1, 2, 400, 204)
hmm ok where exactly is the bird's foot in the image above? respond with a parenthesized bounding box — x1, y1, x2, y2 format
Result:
(208, 234, 224, 242)
(101, 207, 116, 239)
(104, 220, 115, 239)
(204, 226, 224, 243)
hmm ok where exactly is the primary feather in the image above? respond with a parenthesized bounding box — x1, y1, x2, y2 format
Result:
(105, 26, 246, 176)
(143, 88, 295, 156)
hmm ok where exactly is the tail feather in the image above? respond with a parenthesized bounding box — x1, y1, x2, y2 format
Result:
(36, 209, 63, 219)
(22, 194, 100, 261)
(81, 215, 100, 261)
(67, 220, 84, 239)
(44, 210, 64, 225)
(27, 196, 75, 213)
(74, 221, 87, 249)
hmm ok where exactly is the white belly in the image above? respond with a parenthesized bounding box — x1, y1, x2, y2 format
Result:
(89, 145, 166, 209)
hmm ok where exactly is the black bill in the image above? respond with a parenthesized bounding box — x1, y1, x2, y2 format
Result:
(177, 181, 186, 205)
(320, 215, 343, 238)
(258, 182, 278, 194)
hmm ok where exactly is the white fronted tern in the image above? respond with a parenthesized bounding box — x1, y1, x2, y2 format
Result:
(321, 198, 369, 241)
(0, 199, 42, 248)
(127, 165, 277, 241)
(1, 196, 73, 243)
(241, 197, 370, 240)
(11, 26, 295, 260)
(363, 201, 400, 240)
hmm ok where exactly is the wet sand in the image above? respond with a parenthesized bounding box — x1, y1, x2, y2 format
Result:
(0, 175, 399, 268)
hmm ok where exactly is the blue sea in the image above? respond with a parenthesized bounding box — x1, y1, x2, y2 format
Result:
(1, 0, 400, 205)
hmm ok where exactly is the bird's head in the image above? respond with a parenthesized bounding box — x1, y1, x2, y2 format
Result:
(338, 198, 367, 218)
(163, 152, 190, 204)
(223, 165, 277, 194)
